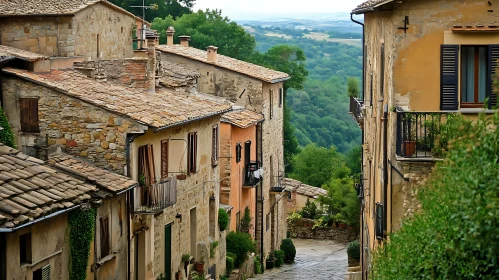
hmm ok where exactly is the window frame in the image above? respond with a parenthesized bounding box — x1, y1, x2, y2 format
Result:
(19, 232, 32, 265)
(19, 98, 40, 133)
(460, 45, 488, 108)
(99, 216, 111, 258)
(188, 132, 198, 174)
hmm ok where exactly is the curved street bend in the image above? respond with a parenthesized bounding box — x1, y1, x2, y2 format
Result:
(250, 239, 347, 280)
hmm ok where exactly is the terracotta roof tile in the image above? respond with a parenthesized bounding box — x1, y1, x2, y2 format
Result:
(282, 178, 327, 198)
(3, 68, 232, 129)
(352, 0, 394, 14)
(0, 45, 49, 62)
(48, 154, 137, 193)
(156, 45, 290, 83)
(0, 0, 141, 19)
(222, 109, 264, 128)
(0, 143, 97, 229)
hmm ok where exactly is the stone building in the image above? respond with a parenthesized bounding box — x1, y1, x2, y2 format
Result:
(350, 0, 499, 277)
(0, 0, 145, 60)
(0, 143, 137, 280)
(1, 62, 232, 279)
(282, 178, 327, 215)
(156, 28, 290, 260)
(219, 108, 264, 236)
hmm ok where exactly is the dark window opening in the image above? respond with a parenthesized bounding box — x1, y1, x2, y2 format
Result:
(244, 141, 251, 165)
(236, 143, 242, 163)
(376, 203, 384, 240)
(100, 217, 110, 258)
(33, 265, 50, 280)
(279, 88, 283, 107)
(20, 98, 39, 133)
(188, 132, 198, 174)
(266, 213, 270, 231)
(269, 89, 273, 119)
(138, 144, 156, 187)
(20, 232, 32, 264)
(212, 125, 219, 166)
(461, 46, 487, 107)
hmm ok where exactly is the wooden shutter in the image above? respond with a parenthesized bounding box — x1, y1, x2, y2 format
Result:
(100, 217, 110, 257)
(212, 125, 218, 166)
(488, 45, 499, 109)
(188, 132, 198, 174)
(440, 45, 459, 110)
(161, 140, 169, 179)
(20, 98, 39, 133)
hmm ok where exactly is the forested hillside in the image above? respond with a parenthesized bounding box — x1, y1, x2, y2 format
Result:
(247, 25, 362, 152)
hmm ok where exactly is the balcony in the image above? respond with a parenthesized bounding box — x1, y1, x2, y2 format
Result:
(135, 178, 177, 214)
(349, 96, 364, 128)
(396, 110, 451, 159)
(243, 161, 261, 187)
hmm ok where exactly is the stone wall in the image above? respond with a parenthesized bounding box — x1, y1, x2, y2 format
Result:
(74, 58, 152, 90)
(289, 218, 357, 243)
(2, 76, 144, 174)
(229, 254, 255, 280)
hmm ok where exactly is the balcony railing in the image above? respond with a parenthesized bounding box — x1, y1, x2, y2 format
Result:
(349, 96, 364, 127)
(396, 110, 451, 158)
(135, 178, 177, 214)
(243, 161, 261, 187)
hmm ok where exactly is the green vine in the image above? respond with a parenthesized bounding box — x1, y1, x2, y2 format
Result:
(0, 106, 16, 148)
(68, 207, 96, 280)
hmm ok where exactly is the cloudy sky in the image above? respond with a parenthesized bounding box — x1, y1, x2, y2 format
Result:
(193, 0, 366, 19)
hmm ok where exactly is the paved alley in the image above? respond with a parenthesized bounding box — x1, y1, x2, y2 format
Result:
(251, 239, 347, 280)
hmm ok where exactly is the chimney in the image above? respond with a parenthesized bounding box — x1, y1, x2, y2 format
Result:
(179, 35, 191, 47)
(146, 34, 158, 93)
(166, 26, 175, 46)
(207, 46, 218, 63)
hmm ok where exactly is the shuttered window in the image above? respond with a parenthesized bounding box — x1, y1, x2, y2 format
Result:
(188, 132, 198, 174)
(212, 125, 218, 167)
(488, 45, 499, 109)
(41, 264, 50, 280)
(236, 143, 242, 163)
(20, 98, 39, 133)
(161, 140, 169, 179)
(100, 216, 110, 258)
(440, 45, 459, 110)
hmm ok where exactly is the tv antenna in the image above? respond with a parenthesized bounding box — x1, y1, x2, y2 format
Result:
(130, 0, 157, 48)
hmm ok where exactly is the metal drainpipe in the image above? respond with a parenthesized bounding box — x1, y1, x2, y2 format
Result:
(260, 123, 264, 265)
(383, 106, 388, 239)
(94, 209, 98, 280)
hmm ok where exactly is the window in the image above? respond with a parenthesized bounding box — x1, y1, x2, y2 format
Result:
(266, 213, 270, 231)
(440, 44, 499, 110)
(279, 88, 283, 107)
(269, 89, 273, 119)
(461, 46, 487, 107)
(212, 125, 219, 167)
(380, 43, 385, 97)
(161, 140, 169, 179)
(235, 143, 242, 163)
(375, 203, 384, 240)
(188, 132, 198, 174)
(244, 141, 251, 165)
(138, 144, 156, 187)
(100, 217, 110, 258)
(236, 211, 241, 231)
(20, 98, 39, 133)
(19, 232, 32, 264)
(33, 264, 50, 280)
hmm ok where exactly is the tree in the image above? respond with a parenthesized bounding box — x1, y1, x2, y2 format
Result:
(372, 111, 499, 279)
(283, 101, 299, 174)
(0, 107, 16, 148)
(345, 145, 362, 176)
(290, 144, 342, 188)
(347, 76, 360, 98)
(152, 9, 256, 60)
(109, 0, 195, 21)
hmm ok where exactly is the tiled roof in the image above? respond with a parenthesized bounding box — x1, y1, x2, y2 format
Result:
(282, 178, 327, 198)
(352, 0, 394, 14)
(48, 154, 137, 194)
(156, 45, 290, 83)
(3, 68, 232, 129)
(222, 109, 264, 129)
(0, 0, 140, 19)
(0, 144, 97, 229)
(0, 45, 48, 62)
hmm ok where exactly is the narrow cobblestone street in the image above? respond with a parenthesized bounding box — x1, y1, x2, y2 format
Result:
(250, 239, 347, 280)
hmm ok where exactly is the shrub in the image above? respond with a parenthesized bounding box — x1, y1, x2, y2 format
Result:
(226, 231, 255, 267)
(239, 206, 252, 234)
(225, 256, 234, 276)
(347, 240, 360, 261)
(371, 110, 499, 279)
(274, 250, 285, 267)
(218, 208, 229, 231)
(254, 255, 263, 274)
(299, 198, 320, 219)
(0, 107, 16, 148)
(280, 238, 296, 263)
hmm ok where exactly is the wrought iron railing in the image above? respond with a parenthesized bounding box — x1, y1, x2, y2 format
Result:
(349, 96, 364, 126)
(396, 110, 451, 158)
(135, 178, 177, 214)
(243, 161, 261, 187)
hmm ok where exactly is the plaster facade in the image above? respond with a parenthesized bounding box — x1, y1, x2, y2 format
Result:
(357, 0, 499, 276)
(0, 2, 135, 59)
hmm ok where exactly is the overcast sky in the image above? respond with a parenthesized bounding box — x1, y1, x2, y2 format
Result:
(193, 0, 366, 19)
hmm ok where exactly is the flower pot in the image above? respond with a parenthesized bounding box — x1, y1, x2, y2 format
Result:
(403, 141, 417, 157)
(177, 174, 187, 180)
(195, 262, 204, 273)
(339, 223, 347, 229)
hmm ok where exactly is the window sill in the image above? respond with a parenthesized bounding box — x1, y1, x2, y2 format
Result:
(458, 108, 496, 114)
(96, 252, 118, 267)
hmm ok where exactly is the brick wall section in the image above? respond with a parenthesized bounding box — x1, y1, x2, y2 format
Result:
(2, 76, 144, 174)
(74, 58, 151, 89)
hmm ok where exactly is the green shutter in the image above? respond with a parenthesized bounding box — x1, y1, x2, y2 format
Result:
(440, 45, 459, 110)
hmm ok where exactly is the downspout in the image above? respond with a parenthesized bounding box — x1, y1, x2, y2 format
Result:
(351, 13, 365, 101)
(94, 209, 98, 280)
(383, 106, 388, 239)
(259, 123, 264, 265)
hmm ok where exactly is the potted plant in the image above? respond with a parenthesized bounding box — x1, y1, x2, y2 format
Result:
(195, 261, 204, 273)
(403, 114, 418, 157)
(265, 252, 275, 269)
(334, 213, 347, 229)
(347, 240, 361, 267)
(181, 253, 191, 275)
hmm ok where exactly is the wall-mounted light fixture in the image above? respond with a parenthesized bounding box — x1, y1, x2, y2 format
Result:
(175, 213, 182, 223)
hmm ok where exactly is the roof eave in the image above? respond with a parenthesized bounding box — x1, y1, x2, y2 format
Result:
(0, 14, 74, 18)
(269, 76, 291, 84)
(154, 107, 233, 132)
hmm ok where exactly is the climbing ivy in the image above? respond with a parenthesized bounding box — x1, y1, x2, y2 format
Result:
(68, 207, 95, 280)
(0, 106, 16, 148)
